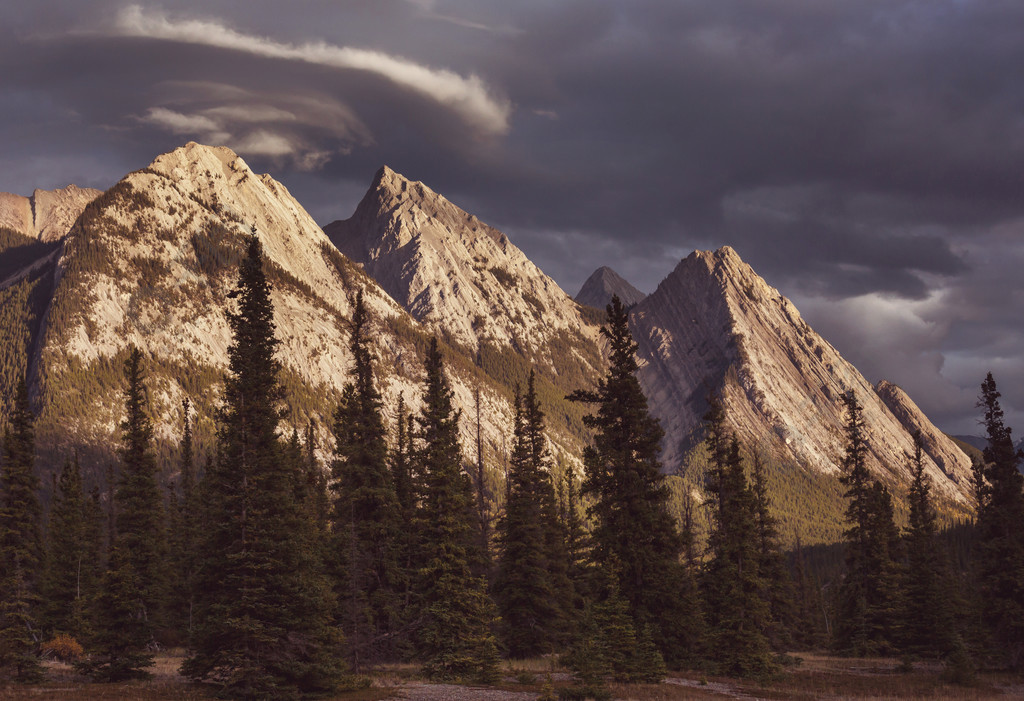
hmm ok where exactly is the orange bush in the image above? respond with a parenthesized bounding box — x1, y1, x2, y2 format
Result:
(41, 633, 84, 662)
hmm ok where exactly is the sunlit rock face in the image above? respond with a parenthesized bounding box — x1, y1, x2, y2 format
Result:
(0, 185, 101, 242)
(631, 246, 972, 504)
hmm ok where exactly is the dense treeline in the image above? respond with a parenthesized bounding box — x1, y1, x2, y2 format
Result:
(2, 254, 1024, 698)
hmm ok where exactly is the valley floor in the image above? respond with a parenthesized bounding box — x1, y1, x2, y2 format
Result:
(1, 653, 1020, 700)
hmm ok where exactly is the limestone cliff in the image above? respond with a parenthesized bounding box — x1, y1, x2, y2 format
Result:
(630, 246, 972, 505)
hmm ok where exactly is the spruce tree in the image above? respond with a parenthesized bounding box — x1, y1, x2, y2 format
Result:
(39, 455, 99, 640)
(79, 347, 165, 680)
(495, 373, 570, 657)
(560, 466, 590, 609)
(834, 390, 902, 656)
(901, 430, 958, 659)
(750, 451, 796, 650)
(330, 289, 404, 667)
(974, 373, 1024, 670)
(413, 337, 499, 682)
(0, 378, 43, 681)
(167, 399, 198, 644)
(569, 296, 702, 667)
(183, 229, 345, 698)
(303, 422, 330, 535)
(700, 402, 775, 678)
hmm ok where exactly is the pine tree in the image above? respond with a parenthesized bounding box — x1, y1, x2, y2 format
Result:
(750, 451, 796, 650)
(495, 373, 570, 657)
(564, 564, 665, 686)
(79, 347, 165, 680)
(569, 296, 702, 667)
(834, 390, 902, 656)
(167, 399, 198, 644)
(901, 430, 958, 659)
(183, 229, 346, 698)
(39, 455, 99, 640)
(700, 403, 775, 678)
(413, 337, 499, 682)
(974, 373, 1024, 670)
(330, 289, 405, 667)
(560, 466, 590, 609)
(303, 421, 330, 535)
(0, 378, 43, 681)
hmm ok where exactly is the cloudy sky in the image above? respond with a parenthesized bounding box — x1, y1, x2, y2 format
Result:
(2, 1, 1023, 435)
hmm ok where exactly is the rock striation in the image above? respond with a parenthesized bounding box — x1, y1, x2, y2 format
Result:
(575, 266, 646, 309)
(324, 167, 597, 359)
(630, 246, 973, 504)
(2, 143, 569, 484)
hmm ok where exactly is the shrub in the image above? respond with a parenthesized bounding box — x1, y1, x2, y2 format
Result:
(41, 634, 85, 662)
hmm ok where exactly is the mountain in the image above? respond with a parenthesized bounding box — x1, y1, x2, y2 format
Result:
(0, 143, 590, 489)
(324, 167, 600, 362)
(0, 143, 975, 544)
(575, 266, 646, 309)
(629, 247, 972, 539)
(0, 185, 101, 243)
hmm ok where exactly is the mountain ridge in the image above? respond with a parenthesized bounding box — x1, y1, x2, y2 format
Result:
(0, 142, 975, 544)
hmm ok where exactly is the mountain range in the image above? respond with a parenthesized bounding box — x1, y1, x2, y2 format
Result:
(0, 142, 974, 542)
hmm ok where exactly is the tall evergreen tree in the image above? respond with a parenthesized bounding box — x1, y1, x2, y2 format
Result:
(834, 390, 902, 656)
(750, 450, 796, 650)
(0, 378, 43, 681)
(79, 347, 166, 680)
(413, 337, 499, 682)
(183, 229, 345, 698)
(700, 400, 774, 678)
(303, 422, 330, 535)
(560, 466, 590, 609)
(330, 289, 404, 667)
(900, 430, 958, 659)
(495, 373, 570, 657)
(116, 347, 167, 619)
(568, 296, 702, 667)
(167, 399, 198, 644)
(39, 455, 99, 640)
(974, 373, 1024, 670)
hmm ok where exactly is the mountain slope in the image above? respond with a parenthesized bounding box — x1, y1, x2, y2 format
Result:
(324, 167, 599, 361)
(630, 247, 973, 533)
(575, 266, 646, 309)
(2, 143, 577, 487)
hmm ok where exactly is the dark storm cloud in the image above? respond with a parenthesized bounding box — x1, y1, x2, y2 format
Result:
(2, 0, 1023, 433)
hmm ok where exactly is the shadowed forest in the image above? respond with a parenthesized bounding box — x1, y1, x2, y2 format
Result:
(2, 231, 1023, 700)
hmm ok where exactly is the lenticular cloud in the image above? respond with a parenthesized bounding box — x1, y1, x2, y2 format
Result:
(113, 5, 511, 136)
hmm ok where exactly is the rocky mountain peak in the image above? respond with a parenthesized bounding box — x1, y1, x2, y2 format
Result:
(575, 266, 645, 309)
(324, 167, 591, 354)
(631, 245, 973, 509)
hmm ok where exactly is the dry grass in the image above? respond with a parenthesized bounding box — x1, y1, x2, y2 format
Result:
(1, 653, 1019, 701)
(0, 652, 396, 701)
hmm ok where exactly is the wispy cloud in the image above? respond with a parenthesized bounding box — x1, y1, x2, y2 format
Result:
(113, 5, 511, 135)
(139, 82, 373, 170)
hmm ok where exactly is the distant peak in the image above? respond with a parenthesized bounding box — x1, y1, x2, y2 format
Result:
(576, 265, 645, 309)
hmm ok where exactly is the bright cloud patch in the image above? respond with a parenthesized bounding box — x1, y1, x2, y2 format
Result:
(114, 5, 511, 136)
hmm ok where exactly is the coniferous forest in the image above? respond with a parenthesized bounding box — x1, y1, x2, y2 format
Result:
(2, 237, 1024, 699)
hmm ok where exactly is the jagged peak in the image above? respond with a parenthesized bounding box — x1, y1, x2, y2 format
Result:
(576, 266, 645, 308)
(145, 141, 253, 182)
(365, 165, 442, 209)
